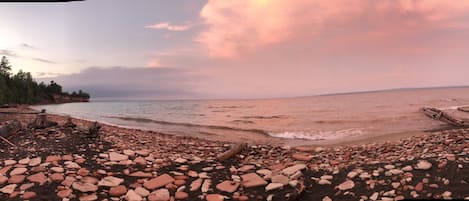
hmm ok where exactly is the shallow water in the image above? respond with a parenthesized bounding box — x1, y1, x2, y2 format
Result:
(33, 87, 469, 144)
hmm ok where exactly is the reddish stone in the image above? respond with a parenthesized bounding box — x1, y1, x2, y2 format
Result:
(0, 166, 12, 175)
(22, 191, 37, 199)
(415, 182, 424, 192)
(62, 155, 73, 161)
(8, 175, 26, 184)
(174, 179, 186, 186)
(216, 181, 240, 193)
(241, 173, 267, 188)
(175, 192, 188, 200)
(109, 185, 127, 197)
(75, 158, 86, 164)
(143, 174, 175, 190)
(129, 171, 152, 178)
(50, 173, 65, 182)
(77, 168, 90, 176)
(46, 155, 62, 162)
(0, 176, 7, 185)
(57, 189, 72, 198)
(206, 194, 224, 201)
(27, 173, 47, 185)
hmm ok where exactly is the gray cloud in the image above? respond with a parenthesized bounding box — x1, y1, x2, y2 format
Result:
(20, 43, 36, 49)
(0, 50, 19, 57)
(33, 58, 57, 64)
(37, 66, 203, 99)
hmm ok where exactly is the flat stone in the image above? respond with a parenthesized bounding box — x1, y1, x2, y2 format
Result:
(271, 175, 289, 185)
(79, 194, 98, 201)
(22, 191, 37, 199)
(109, 152, 129, 161)
(135, 187, 150, 197)
(28, 157, 41, 167)
(27, 172, 47, 185)
(415, 182, 424, 192)
(323, 196, 332, 201)
(135, 150, 149, 156)
(337, 180, 355, 190)
(50, 167, 65, 173)
(175, 191, 188, 200)
(134, 157, 147, 165)
(241, 173, 267, 188)
(126, 189, 143, 201)
(4, 160, 17, 166)
(238, 165, 255, 172)
(201, 179, 211, 193)
(292, 152, 313, 161)
(130, 171, 152, 178)
(148, 188, 169, 201)
(265, 183, 283, 191)
(19, 158, 30, 165)
(347, 171, 358, 178)
(256, 169, 272, 176)
(65, 161, 81, 169)
(8, 175, 26, 184)
(46, 155, 62, 162)
(174, 158, 187, 163)
(402, 165, 413, 171)
(216, 181, 240, 193)
(50, 173, 65, 182)
(109, 185, 127, 197)
(282, 164, 306, 175)
(98, 176, 124, 187)
(190, 178, 203, 191)
(10, 167, 27, 176)
(320, 175, 333, 180)
(0, 175, 7, 185)
(123, 149, 135, 156)
(143, 174, 175, 190)
(57, 189, 73, 198)
(0, 184, 17, 194)
(415, 160, 432, 170)
(72, 182, 98, 192)
(206, 194, 224, 201)
(318, 179, 331, 185)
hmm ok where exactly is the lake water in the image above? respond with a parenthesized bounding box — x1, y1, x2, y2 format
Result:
(33, 87, 469, 145)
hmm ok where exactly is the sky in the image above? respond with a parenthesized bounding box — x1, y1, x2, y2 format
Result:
(1, 0, 469, 99)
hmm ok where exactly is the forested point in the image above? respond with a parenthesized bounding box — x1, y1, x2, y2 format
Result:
(0, 56, 90, 105)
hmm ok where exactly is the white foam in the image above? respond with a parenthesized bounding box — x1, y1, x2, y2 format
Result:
(268, 128, 365, 141)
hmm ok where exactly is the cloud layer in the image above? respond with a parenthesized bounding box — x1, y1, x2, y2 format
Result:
(197, 0, 469, 58)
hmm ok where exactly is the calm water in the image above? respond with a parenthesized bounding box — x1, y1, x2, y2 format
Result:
(33, 87, 469, 144)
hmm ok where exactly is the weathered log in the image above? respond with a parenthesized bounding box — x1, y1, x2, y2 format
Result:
(0, 120, 21, 147)
(216, 142, 247, 162)
(0, 120, 22, 138)
(458, 106, 469, 113)
(422, 107, 469, 127)
(28, 109, 58, 129)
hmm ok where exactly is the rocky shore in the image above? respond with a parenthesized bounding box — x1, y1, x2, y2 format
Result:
(0, 107, 468, 200)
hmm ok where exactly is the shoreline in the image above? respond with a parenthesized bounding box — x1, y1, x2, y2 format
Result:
(28, 105, 442, 148)
(1, 106, 468, 200)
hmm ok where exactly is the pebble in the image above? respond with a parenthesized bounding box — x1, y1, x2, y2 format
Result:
(282, 164, 306, 175)
(415, 160, 432, 170)
(72, 182, 98, 192)
(241, 173, 267, 188)
(175, 192, 188, 200)
(135, 187, 150, 197)
(109, 185, 127, 197)
(143, 174, 175, 190)
(10, 167, 27, 176)
(126, 189, 143, 201)
(148, 188, 169, 201)
(22, 191, 37, 199)
(265, 183, 283, 191)
(0, 184, 17, 194)
(271, 175, 289, 185)
(109, 152, 129, 161)
(206, 194, 224, 201)
(216, 180, 240, 193)
(337, 180, 355, 190)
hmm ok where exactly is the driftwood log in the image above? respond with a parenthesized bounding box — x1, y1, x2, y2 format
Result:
(86, 121, 101, 139)
(0, 119, 21, 147)
(217, 142, 247, 162)
(29, 109, 58, 129)
(458, 106, 469, 113)
(422, 107, 469, 127)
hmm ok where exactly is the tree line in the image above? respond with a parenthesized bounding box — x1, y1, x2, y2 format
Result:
(0, 56, 90, 104)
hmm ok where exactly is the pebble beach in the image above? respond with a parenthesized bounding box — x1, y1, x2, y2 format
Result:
(0, 106, 468, 201)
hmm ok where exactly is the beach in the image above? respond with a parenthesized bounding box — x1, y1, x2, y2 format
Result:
(0, 106, 468, 201)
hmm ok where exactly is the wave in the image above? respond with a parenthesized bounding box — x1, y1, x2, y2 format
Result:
(268, 128, 365, 141)
(105, 116, 270, 136)
(240, 115, 287, 119)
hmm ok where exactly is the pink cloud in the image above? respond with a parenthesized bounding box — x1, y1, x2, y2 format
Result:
(145, 22, 193, 31)
(196, 0, 469, 58)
